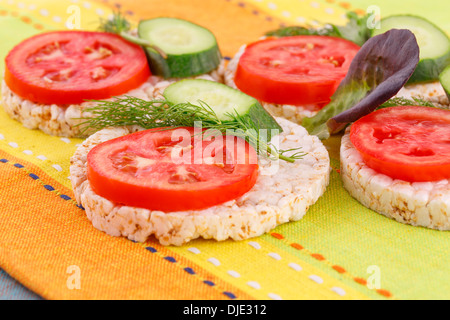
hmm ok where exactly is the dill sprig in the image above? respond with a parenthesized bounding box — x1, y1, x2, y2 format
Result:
(378, 97, 437, 109)
(99, 11, 167, 58)
(77, 96, 305, 163)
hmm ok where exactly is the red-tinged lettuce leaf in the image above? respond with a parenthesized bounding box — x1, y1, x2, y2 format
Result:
(302, 29, 420, 139)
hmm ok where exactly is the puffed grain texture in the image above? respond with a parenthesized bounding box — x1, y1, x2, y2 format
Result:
(70, 118, 330, 246)
(225, 47, 449, 125)
(1, 61, 225, 138)
(395, 81, 449, 109)
(340, 128, 449, 230)
(224, 45, 318, 125)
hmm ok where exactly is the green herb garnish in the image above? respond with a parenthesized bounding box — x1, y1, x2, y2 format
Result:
(378, 97, 437, 109)
(302, 29, 420, 139)
(99, 11, 167, 58)
(77, 97, 305, 163)
(266, 12, 372, 46)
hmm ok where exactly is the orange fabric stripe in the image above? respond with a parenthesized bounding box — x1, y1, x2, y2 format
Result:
(95, 0, 285, 58)
(0, 150, 253, 300)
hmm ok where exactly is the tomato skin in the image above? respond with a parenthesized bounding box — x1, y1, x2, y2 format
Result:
(87, 128, 259, 212)
(5, 31, 151, 105)
(234, 36, 360, 106)
(350, 106, 450, 182)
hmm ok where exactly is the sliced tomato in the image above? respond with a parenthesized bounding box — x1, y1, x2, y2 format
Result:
(87, 128, 259, 212)
(234, 36, 360, 107)
(350, 106, 450, 182)
(5, 31, 151, 105)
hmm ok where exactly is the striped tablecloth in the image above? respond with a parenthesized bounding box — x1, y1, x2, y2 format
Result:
(0, 0, 449, 300)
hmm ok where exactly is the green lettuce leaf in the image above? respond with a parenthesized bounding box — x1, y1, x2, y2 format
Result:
(265, 12, 371, 46)
(302, 29, 420, 139)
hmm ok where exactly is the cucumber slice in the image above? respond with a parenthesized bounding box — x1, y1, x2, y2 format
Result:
(163, 79, 282, 136)
(372, 15, 450, 84)
(440, 65, 450, 100)
(138, 18, 222, 79)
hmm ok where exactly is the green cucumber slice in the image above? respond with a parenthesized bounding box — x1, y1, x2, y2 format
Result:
(440, 65, 450, 100)
(138, 18, 222, 79)
(372, 15, 450, 84)
(163, 79, 282, 136)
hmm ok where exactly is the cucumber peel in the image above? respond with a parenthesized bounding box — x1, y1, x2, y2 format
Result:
(440, 65, 450, 100)
(138, 18, 222, 79)
(163, 79, 282, 136)
(372, 15, 450, 84)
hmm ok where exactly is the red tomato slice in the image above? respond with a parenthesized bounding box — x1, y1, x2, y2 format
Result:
(350, 106, 450, 182)
(87, 128, 259, 212)
(5, 31, 151, 105)
(234, 36, 360, 107)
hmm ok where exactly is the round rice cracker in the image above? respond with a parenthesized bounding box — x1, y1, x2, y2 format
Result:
(224, 45, 324, 125)
(225, 46, 450, 126)
(1, 60, 226, 138)
(395, 81, 449, 109)
(340, 128, 450, 231)
(70, 117, 330, 246)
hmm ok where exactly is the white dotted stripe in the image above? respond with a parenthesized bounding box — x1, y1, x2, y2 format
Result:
(309, 275, 324, 284)
(310, 1, 320, 8)
(268, 293, 283, 300)
(184, 233, 349, 297)
(187, 245, 266, 295)
(331, 287, 346, 296)
(187, 247, 201, 254)
(6, 0, 104, 19)
(267, 2, 277, 10)
(248, 241, 261, 250)
(52, 164, 63, 172)
(186, 241, 348, 298)
(0, 135, 70, 174)
(227, 270, 241, 278)
(288, 262, 303, 272)
(207, 257, 221, 266)
(268, 252, 281, 260)
(247, 281, 261, 290)
(245, 240, 346, 296)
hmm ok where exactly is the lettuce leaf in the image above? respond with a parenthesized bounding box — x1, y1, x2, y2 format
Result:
(265, 12, 371, 46)
(302, 29, 420, 139)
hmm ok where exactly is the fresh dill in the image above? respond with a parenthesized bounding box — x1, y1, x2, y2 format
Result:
(98, 11, 167, 58)
(266, 11, 372, 46)
(77, 97, 305, 163)
(378, 97, 437, 109)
